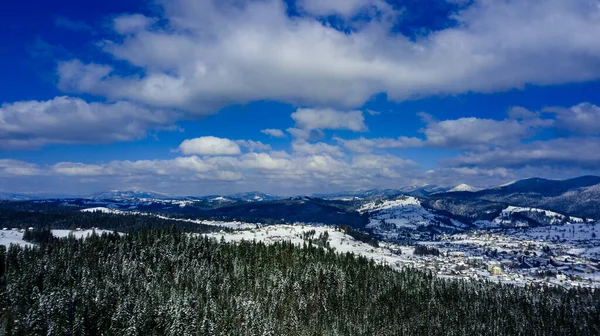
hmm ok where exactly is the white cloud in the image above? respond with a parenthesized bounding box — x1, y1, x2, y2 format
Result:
(236, 140, 272, 152)
(336, 110, 551, 153)
(445, 138, 600, 169)
(261, 128, 286, 137)
(366, 109, 381, 116)
(335, 136, 423, 153)
(0, 159, 42, 176)
(351, 154, 416, 169)
(291, 108, 367, 132)
(418, 113, 533, 150)
(179, 136, 242, 156)
(292, 141, 344, 157)
(286, 127, 324, 140)
(298, 0, 379, 17)
(547, 103, 600, 135)
(56, 0, 600, 114)
(0, 96, 176, 149)
(52, 163, 107, 176)
(113, 14, 156, 34)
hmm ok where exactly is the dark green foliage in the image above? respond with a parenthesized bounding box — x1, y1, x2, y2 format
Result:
(22, 228, 54, 244)
(0, 207, 225, 234)
(202, 198, 368, 227)
(413, 245, 441, 256)
(1, 231, 599, 336)
(339, 225, 379, 247)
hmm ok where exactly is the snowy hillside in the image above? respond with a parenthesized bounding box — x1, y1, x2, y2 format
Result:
(202, 224, 407, 267)
(359, 196, 467, 239)
(88, 188, 174, 200)
(491, 206, 592, 227)
(448, 184, 478, 192)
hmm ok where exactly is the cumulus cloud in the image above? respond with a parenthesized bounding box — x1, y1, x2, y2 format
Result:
(0, 159, 42, 176)
(179, 136, 242, 156)
(113, 14, 157, 34)
(298, 0, 379, 17)
(3, 143, 417, 194)
(445, 138, 600, 170)
(335, 136, 423, 153)
(292, 141, 344, 157)
(336, 106, 558, 153)
(56, 0, 600, 114)
(236, 140, 272, 152)
(418, 113, 533, 150)
(547, 103, 600, 135)
(261, 128, 286, 137)
(52, 162, 106, 176)
(286, 128, 324, 140)
(291, 108, 367, 132)
(0, 96, 176, 149)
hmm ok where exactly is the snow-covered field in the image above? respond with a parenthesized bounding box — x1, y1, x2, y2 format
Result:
(51, 229, 122, 239)
(0, 230, 34, 247)
(202, 225, 409, 268)
(0, 229, 122, 247)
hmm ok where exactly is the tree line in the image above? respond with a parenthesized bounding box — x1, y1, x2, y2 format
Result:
(1, 229, 599, 335)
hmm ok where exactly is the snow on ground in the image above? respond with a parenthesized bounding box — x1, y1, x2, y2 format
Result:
(209, 196, 233, 203)
(510, 222, 600, 241)
(0, 229, 122, 247)
(359, 196, 463, 234)
(155, 215, 259, 230)
(495, 206, 589, 226)
(81, 207, 127, 214)
(202, 225, 407, 268)
(358, 196, 421, 213)
(448, 184, 477, 192)
(0, 230, 34, 247)
(51, 229, 123, 239)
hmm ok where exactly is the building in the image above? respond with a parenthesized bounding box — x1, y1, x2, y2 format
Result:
(491, 266, 502, 275)
(487, 262, 501, 272)
(468, 257, 484, 265)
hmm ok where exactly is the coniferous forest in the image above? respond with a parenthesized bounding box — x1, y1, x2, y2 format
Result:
(1, 230, 599, 336)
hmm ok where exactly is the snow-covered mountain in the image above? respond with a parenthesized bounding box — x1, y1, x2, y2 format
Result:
(448, 184, 478, 193)
(0, 191, 75, 200)
(0, 192, 36, 201)
(399, 184, 452, 197)
(358, 196, 467, 239)
(475, 206, 594, 228)
(311, 188, 403, 200)
(229, 192, 280, 202)
(431, 176, 600, 220)
(88, 188, 175, 200)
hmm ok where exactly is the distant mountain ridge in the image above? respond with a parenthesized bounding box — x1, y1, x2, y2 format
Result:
(429, 176, 600, 220)
(3, 176, 600, 225)
(88, 189, 174, 200)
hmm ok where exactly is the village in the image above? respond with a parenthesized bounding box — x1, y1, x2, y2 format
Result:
(384, 226, 600, 289)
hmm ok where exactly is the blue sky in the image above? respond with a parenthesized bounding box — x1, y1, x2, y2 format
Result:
(2, 0, 600, 196)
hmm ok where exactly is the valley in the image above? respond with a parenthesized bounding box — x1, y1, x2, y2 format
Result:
(3, 176, 600, 290)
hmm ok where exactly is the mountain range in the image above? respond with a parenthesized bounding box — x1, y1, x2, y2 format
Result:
(2, 176, 600, 237)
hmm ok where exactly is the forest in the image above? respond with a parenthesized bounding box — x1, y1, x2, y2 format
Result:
(1, 229, 599, 335)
